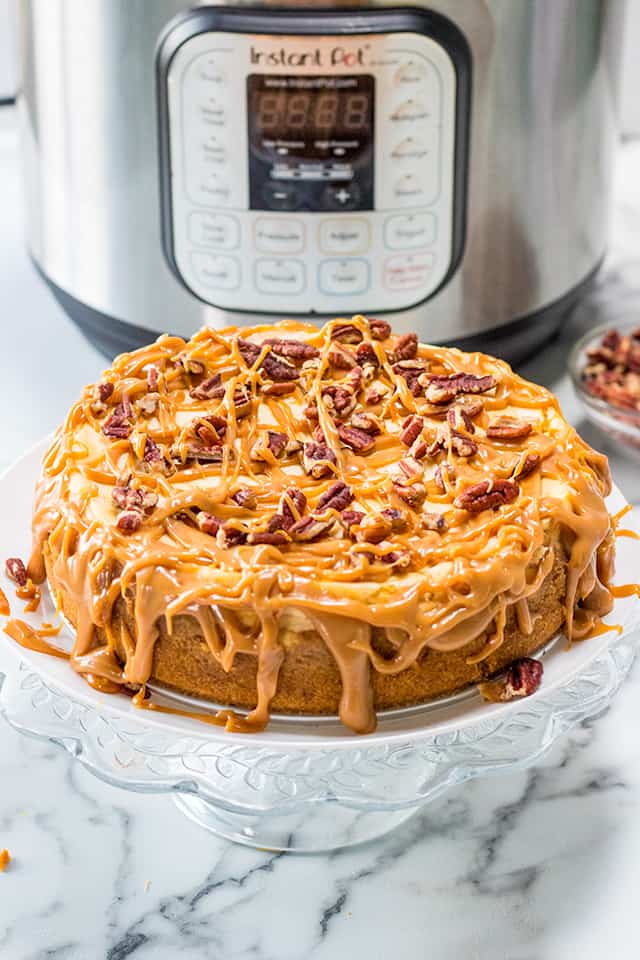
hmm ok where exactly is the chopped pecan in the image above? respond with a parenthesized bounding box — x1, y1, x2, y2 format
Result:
(237, 337, 262, 366)
(421, 372, 497, 405)
(143, 437, 162, 463)
(344, 365, 363, 394)
(261, 381, 296, 397)
(140, 491, 158, 513)
(337, 424, 376, 453)
(400, 414, 424, 447)
(393, 481, 427, 509)
(350, 411, 382, 435)
(252, 430, 288, 461)
(331, 322, 363, 344)
(356, 513, 392, 544)
(454, 479, 519, 513)
(102, 402, 133, 439)
(285, 438, 303, 455)
(513, 452, 541, 480)
(364, 383, 389, 405)
(182, 442, 224, 463)
(422, 512, 446, 533)
(316, 481, 353, 513)
(265, 338, 319, 360)
(197, 512, 220, 536)
(480, 657, 543, 702)
(397, 457, 423, 481)
(247, 530, 289, 546)
(486, 417, 533, 440)
(410, 439, 428, 460)
(457, 397, 484, 419)
(116, 509, 143, 533)
(380, 507, 408, 532)
(179, 355, 205, 375)
(340, 509, 365, 533)
(368, 318, 392, 341)
(91, 381, 114, 415)
(303, 401, 319, 422)
(217, 523, 248, 548)
(450, 431, 478, 458)
(433, 463, 454, 492)
(380, 548, 411, 570)
(146, 366, 159, 390)
(229, 386, 251, 418)
(356, 342, 378, 366)
(289, 516, 335, 542)
(303, 441, 337, 478)
(447, 406, 475, 434)
(261, 352, 299, 382)
(328, 343, 356, 370)
(194, 415, 226, 445)
(389, 332, 418, 363)
(321, 384, 357, 418)
(190, 373, 224, 400)
(231, 487, 257, 510)
(113, 484, 141, 511)
(266, 513, 287, 533)
(137, 393, 159, 417)
(5, 557, 27, 587)
(279, 488, 307, 529)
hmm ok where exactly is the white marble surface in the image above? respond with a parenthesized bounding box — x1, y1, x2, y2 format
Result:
(1, 104, 640, 959)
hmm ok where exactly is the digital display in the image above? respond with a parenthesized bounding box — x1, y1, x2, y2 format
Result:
(247, 74, 375, 212)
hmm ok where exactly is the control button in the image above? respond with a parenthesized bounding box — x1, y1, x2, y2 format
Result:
(384, 253, 434, 291)
(193, 54, 227, 85)
(391, 137, 429, 161)
(199, 98, 226, 126)
(254, 218, 305, 254)
(189, 212, 239, 250)
(263, 182, 301, 212)
(255, 259, 305, 295)
(201, 135, 227, 166)
(394, 174, 425, 200)
(384, 213, 436, 250)
(319, 219, 370, 255)
(390, 99, 430, 123)
(321, 183, 361, 211)
(394, 60, 429, 87)
(191, 253, 240, 290)
(319, 259, 370, 296)
(191, 171, 231, 206)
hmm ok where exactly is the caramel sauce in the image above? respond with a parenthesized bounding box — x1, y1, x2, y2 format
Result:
(583, 620, 623, 639)
(610, 583, 640, 599)
(85, 673, 122, 694)
(0, 586, 9, 617)
(0, 849, 10, 872)
(131, 686, 262, 732)
(16, 579, 42, 613)
(3, 619, 69, 660)
(23, 317, 618, 733)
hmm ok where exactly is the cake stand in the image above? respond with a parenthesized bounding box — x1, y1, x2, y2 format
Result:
(0, 441, 638, 853)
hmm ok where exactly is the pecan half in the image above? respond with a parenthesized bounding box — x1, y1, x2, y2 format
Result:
(231, 487, 257, 510)
(321, 385, 357, 419)
(356, 342, 378, 366)
(393, 481, 427, 509)
(279, 488, 307, 529)
(389, 332, 418, 363)
(237, 337, 262, 366)
(480, 657, 543, 702)
(247, 530, 290, 546)
(337, 424, 376, 453)
(316, 480, 353, 512)
(289, 516, 335, 542)
(331, 323, 362, 344)
(194, 415, 227, 445)
(397, 457, 423, 481)
(190, 373, 224, 401)
(265, 338, 319, 360)
(261, 381, 296, 397)
(116, 509, 143, 533)
(410, 439, 428, 460)
(303, 441, 337, 478)
(350, 411, 382, 435)
(328, 343, 356, 370)
(513, 452, 541, 479)
(454, 479, 519, 513)
(261, 352, 299, 383)
(422, 372, 497, 405)
(486, 417, 533, 440)
(5, 557, 27, 587)
(400, 414, 424, 447)
(197, 512, 220, 536)
(252, 430, 289, 461)
(368, 318, 392, 341)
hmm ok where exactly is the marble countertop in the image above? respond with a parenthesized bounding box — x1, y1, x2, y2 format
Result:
(1, 104, 640, 959)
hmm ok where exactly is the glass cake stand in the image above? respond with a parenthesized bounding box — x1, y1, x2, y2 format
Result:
(0, 441, 638, 853)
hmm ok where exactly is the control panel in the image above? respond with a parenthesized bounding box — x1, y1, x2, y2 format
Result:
(159, 11, 468, 314)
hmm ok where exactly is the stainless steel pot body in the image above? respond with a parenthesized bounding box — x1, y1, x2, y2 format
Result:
(17, 0, 623, 350)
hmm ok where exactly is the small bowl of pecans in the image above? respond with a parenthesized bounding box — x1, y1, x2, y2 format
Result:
(569, 319, 640, 457)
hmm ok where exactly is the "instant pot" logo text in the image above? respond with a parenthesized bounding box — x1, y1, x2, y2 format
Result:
(250, 45, 368, 68)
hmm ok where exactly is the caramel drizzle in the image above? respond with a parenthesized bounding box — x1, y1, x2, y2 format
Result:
(25, 317, 616, 733)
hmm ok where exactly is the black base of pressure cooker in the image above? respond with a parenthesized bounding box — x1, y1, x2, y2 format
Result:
(36, 260, 602, 368)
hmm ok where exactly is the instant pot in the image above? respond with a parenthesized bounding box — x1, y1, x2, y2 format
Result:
(17, 1, 623, 360)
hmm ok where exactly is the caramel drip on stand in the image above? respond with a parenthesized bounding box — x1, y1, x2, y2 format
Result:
(4, 619, 69, 660)
(22, 317, 617, 732)
(0, 586, 9, 616)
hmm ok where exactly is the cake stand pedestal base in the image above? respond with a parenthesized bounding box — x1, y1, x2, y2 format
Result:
(173, 794, 418, 853)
